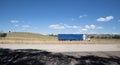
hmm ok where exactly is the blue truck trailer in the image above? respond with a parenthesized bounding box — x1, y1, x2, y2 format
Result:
(58, 34, 86, 41)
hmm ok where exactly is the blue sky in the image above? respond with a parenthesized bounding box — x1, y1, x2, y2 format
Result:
(0, 0, 120, 34)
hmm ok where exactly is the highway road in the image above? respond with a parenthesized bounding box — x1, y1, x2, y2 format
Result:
(0, 44, 120, 52)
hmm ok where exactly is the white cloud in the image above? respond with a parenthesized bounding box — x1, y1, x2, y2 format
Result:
(79, 15, 87, 18)
(97, 26, 103, 29)
(85, 24, 103, 30)
(49, 24, 104, 34)
(11, 20, 19, 24)
(76, 25, 103, 34)
(76, 29, 88, 34)
(49, 24, 65, 29)
(14, 24, 19, 27)
(118, 20, 120, 22)
(10, 19, 19, 27)
(73, 25, 80, 28)
(22, 25, 30, 28)
(112, 32, 120, 34)
(63, 24, 80, 29)
(85, 25, 89, 29)
(90, 25, 96, 29)
(49, 24, 80, 30)
(85, 24, 96, 29)
(97, 16, 114, 22)
(81, 29, 88, 31)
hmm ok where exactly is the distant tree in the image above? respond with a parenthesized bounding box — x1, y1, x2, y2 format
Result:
(9, 31, 11, 33)
(90, 36, 94, 38)
(49, 34, 57, 37)
(112, 35, 120, 39)
(0, 33, 7, 37)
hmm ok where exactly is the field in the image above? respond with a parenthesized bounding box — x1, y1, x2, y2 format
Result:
(0, 32, 120, 65)
(0, 32, 120, 44)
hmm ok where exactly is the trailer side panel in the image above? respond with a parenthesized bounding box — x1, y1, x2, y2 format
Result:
(58, 34, 83, 41)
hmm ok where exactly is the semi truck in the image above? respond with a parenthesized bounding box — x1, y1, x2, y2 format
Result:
(58, 34, 89, 41)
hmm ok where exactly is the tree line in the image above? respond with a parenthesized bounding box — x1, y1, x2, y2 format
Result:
(0, 33, 7, 37)
(88, 34, 120, 39)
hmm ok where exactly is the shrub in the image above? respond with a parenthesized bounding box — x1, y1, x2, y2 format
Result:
(0, 33, 7, 37)
(112, 35, 120, 39)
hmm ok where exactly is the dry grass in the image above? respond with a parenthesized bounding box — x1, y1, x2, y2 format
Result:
(0, 37, 120, 44)
(0, 32, 120, 44)
(6, 32, 57, 40)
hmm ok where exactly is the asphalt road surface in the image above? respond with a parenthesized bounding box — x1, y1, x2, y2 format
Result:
(0, 44, 120, 52)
